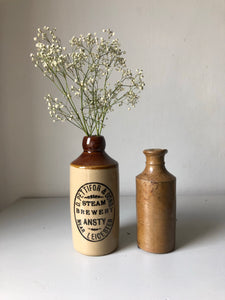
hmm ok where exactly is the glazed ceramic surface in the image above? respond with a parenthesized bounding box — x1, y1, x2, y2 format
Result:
(70, 136, 119, 256)
(136, 149, 176, 253)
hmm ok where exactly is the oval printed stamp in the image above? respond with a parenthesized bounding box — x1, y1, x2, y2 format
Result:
(74, 182, 115, 242)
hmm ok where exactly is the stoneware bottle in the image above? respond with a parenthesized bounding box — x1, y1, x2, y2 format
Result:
(70, 136, 119, 256)
(136, 149, 176, 254)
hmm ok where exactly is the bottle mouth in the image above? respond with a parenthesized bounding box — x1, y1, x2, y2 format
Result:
(143, 149, 168, 156)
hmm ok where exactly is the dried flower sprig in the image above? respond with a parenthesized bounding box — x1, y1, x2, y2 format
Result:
(30, 26, 145, 136)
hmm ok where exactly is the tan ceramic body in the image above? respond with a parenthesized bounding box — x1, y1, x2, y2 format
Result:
(70, 136, 119, 256)
(136, 149, 176, 254)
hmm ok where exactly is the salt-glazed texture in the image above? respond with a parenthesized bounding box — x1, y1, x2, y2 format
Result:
(136, 149, 176, 253)
(70, 136, 119, 256)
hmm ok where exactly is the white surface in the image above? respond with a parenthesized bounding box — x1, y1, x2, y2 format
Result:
(0, 0, 225, 209)
(1, 195, 225, 300)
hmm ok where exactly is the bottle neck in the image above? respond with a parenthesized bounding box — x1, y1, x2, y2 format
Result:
(82, 136, 106, 153)
(143, 149, 167, 173)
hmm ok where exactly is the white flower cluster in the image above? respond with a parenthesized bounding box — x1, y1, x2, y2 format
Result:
(31, 27, 145, 135)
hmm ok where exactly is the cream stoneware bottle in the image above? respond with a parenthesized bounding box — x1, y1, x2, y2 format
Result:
(70, 136, 119, 256)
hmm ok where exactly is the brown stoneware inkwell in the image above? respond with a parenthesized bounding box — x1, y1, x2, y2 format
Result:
(136, 149, 176, 253)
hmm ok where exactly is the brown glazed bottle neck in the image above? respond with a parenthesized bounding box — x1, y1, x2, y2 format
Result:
(71, 136, 118, 168)
(82, 136, 106, 152)
(143, 149, 168, 173)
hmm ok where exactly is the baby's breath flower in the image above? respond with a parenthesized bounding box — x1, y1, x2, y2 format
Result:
(31, 26, 145, 135)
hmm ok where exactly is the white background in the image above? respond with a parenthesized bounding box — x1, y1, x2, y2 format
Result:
(0, 0, 224, 209)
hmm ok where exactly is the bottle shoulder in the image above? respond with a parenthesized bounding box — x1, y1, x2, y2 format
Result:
(71, 151, 118, 169)
(136, 168, 176, 183)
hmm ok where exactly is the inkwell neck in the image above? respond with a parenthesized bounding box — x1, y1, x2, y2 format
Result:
(82, 136, 106, 153)
(143, 149, 168, 172)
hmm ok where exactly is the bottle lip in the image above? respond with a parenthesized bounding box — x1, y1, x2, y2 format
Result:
(143, 148, 168, 156)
